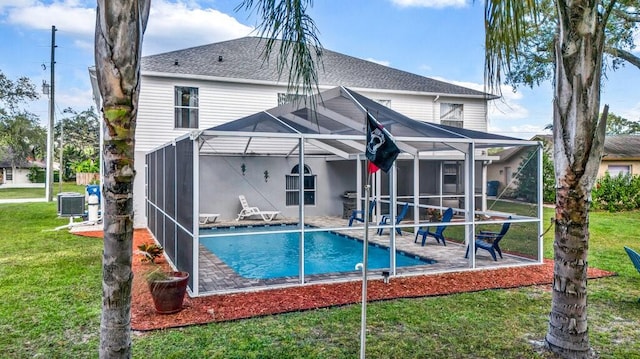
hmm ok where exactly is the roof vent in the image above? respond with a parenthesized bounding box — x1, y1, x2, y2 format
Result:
(174, 60, 179, 66)
(218, 55, 223, 62)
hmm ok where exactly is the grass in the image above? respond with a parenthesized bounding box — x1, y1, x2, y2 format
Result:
(0, 182, 87, 199)
(1, 197, 639, 358)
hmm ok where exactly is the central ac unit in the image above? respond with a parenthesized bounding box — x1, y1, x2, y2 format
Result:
(57, 192, 85, 217)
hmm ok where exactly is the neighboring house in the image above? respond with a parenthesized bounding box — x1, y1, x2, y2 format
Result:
(599, 135, 640, 177)
(0, 160, 44, 187)
(486, 135, 550, 194)
(90, 36, 500, 227)
(487, 134, 640, 195)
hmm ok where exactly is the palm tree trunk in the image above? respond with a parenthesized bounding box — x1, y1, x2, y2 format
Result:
(545, 1, 609, 357)
(99, 107, 136, 357)
(95, 1, 149, 357)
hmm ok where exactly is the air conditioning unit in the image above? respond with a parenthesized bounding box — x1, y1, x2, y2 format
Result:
(57, 192, 85, 217)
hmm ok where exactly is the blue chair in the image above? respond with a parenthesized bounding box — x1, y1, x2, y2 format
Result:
(348, 199, 376, 226)
(377, 203, 409, 235)
(415, 208, 453, 246)
(624, 246, 640, 302)
(625, 246, 640, 275)
(466, 218, 511, 261)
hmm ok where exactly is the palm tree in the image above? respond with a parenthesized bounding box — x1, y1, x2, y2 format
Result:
(485, 1, 614, 357)
(94, 1, 150, 358)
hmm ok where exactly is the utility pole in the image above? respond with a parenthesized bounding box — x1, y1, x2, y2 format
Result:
(44, 25, 56, 201)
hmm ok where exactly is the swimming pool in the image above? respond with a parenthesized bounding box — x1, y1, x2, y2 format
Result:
(200, 224, 434, 279)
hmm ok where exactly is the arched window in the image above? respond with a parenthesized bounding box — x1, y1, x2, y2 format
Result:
(285, 164, 316, 206)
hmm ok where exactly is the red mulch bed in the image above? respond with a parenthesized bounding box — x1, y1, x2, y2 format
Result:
(77, 229, 615, 331)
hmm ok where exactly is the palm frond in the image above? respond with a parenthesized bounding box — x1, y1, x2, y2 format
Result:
(238, 0, 323, 101)
(484, 0, 538, 94)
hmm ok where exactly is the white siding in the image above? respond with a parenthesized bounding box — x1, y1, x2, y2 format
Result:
(434, 96, 488, 132)
(352, 90, 435, 122)
(137, 76, 289, 152)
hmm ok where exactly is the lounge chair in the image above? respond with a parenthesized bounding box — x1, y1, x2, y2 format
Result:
(377, 202, 409, 235)
(236, 195, 280, 222)
(414, 207, 453, 246)
(348, 199, 376, 226)
(466, 218, 511, 261)
(199, 213, 220, 225)
(625, 246, 640, 274)
(624, 246, 640, 302)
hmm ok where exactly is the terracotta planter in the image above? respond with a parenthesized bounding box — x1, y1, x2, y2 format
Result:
(148, 271, 189, 314)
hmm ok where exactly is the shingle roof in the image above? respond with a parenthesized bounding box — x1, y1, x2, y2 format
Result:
(199, 87, 522, 157)
(142, 37, 496, 98)
(493, 134, 640, 162)
(603, 135, 640, 159)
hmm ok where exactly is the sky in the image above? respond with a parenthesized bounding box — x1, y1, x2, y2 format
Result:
(1, 0, 639, 139)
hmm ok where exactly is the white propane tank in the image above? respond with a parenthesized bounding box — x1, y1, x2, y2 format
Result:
(88, 194, 99, 222)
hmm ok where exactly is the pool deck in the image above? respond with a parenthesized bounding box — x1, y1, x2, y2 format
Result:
(197, 216, 539, 295)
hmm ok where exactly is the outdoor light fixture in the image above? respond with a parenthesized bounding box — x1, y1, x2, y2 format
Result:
(241, 163, 246, 176)
(263, 170, 269, 182)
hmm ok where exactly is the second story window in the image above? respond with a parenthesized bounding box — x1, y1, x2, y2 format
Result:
(175, 86, 199, 128)
(440, 103, 463, 128)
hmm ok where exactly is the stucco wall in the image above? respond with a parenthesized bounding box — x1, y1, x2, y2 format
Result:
(598, 160, 640, 177)
(198, 156, 357, 221)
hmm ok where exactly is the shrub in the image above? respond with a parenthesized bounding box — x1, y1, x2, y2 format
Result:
(72, 159, 99, 173)
(591, 172, 640, 212)
(514, 148, 554, 203)
(27, 168, 59, 183)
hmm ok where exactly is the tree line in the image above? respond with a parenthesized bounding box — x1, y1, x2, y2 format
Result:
(0, 70, 100, 182)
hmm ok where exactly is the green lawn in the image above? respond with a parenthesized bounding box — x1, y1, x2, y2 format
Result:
(0, 182, 87, 199)
(0, 200, 639, 358)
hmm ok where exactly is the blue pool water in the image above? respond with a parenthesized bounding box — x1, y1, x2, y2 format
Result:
(200, 225, 433, 279)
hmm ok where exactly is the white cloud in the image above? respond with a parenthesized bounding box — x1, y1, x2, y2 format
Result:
(0, 0, 35, 13)
(433, 77, 530, 120)
(418, 64, 432, 72)
(488, 122, 549, 140)
(143, 0, 254, 55)
(4, 0, 253, 55)
(390, 0, 468, 8)
(365, 58, 390, 66)
(6, 0, 94, 35)
(2, 0, 253, 113)
(620, 102, 640, 120)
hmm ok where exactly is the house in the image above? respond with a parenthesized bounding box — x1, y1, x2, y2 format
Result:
(144, 86, 541, 295)
(90, 36, 501, 228)
(599, 135, 640, 177)
(487, 134, 640, 195)
(0, 160, 45, 187)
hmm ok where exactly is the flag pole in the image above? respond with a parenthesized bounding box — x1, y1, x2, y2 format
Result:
(359, 164, 371, 359)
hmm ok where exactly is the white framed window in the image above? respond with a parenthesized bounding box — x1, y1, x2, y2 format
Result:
(440, 103, 464, 128)
(285, 164, 316, 206)
(443, 161, 460, 193)
(174, 87, 199, 128)
(607, 165, 631, 177)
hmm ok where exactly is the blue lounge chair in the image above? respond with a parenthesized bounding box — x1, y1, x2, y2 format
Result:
(348, 199, 376, 226)
(414, 208, 453, 246)
(625, 246, 640, 274)
(377, 202, 410, 235)
(624, 246, 640, 302)
(466, 218, 511, 261)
